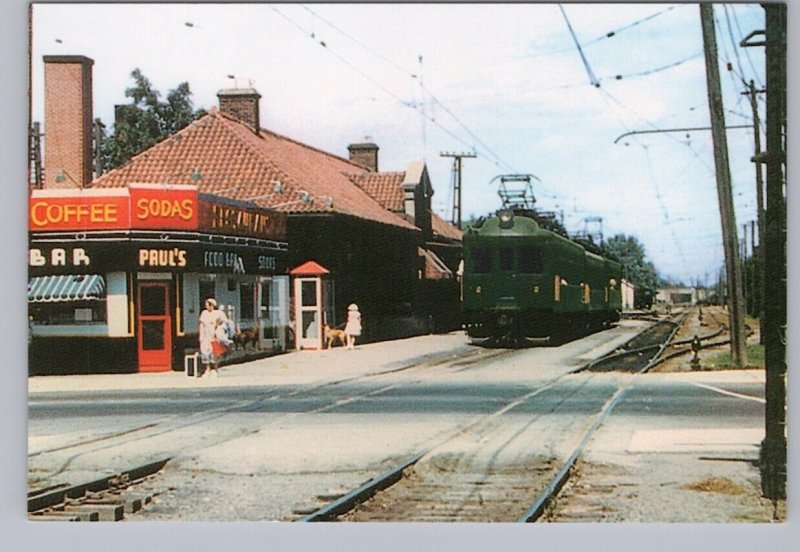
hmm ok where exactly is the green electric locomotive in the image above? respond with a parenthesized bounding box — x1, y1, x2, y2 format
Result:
(461, 208, 622, 345)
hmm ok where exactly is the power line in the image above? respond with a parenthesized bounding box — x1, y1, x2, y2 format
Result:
(558, 4, 600, 88)
(296, 3, 524, 177)
(728, 4, 765, 89)
(269, 6, 488, 160)
(527, 4, 685, 59)
(598, 51, 704, 83)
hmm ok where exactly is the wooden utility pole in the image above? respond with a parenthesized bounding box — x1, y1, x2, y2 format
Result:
(699, 4, 747, 367)
(743, 80, 766, 340)
(440, 151, 475, 228)
(760, 2, 786, 501)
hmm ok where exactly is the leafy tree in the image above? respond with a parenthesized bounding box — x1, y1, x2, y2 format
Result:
(603, 234, 661, 290)
(100, 69, 206, 170)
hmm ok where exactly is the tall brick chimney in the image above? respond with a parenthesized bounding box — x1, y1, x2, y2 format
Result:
(348, 142, 379, 172)
(43, 55, 94, 188)
(217, 88, 261, 132)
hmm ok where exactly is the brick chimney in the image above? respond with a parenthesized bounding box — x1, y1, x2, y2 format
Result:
(217, 88, 261, 132)
(348, 142, 379, 172)
(43, 55, 94, 188)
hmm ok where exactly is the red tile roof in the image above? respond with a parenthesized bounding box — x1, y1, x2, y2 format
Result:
(431, 213, 464, 242)
(92, 110, 417, 231)
(353, 173, 463, 242)
(352, 172, 405, 212)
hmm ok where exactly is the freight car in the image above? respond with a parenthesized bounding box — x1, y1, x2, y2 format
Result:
(461, 208, 622, 346)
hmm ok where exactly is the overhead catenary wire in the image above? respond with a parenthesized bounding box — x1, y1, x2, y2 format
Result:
(296, 3, 526, 179)
(728, 4, 765, 90)
(558, 4, 600, 88)
(525, 4, 685, 60)
(285, 4, 585, 214)
(268, 5, 486, 160)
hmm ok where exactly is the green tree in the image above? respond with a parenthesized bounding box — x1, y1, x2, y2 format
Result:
(603, 234, 661, 290)
(100, 69, 206, 170)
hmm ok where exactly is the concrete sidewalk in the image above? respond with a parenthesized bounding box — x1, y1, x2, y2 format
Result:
(28, 333, 474, 394)
(28, 327, 767, 395)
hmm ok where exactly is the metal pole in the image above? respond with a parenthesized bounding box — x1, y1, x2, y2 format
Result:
(699, 4, 747, 367)
(760, 2, 786, 501)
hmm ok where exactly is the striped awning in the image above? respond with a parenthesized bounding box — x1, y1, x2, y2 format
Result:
(28, 275, 106, 303)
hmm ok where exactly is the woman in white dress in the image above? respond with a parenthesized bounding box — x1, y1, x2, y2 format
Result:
(198, 298, 228, 377)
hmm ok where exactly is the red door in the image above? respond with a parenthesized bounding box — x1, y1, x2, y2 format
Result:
(137, 282, 172, 372)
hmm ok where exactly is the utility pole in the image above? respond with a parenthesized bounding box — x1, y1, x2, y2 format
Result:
(742, 80, 766, 341)
(30, 122, 43, 188)
(699, 4, 747, 367)
(741, 223, 748, 314)
(440, 151, 475, 228)
(760, 2, 786, 501)
(94, 118, 105, 179)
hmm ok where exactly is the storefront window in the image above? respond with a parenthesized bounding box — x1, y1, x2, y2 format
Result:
(199, 278, 216, 309)
(29, 301, 107, 325)
(28, 274, 107, 326)
(240, 281, 255, 321)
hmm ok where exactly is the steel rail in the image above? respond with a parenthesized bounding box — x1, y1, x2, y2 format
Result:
(299, 452, 426, 522)
(519, 315, 684, 522)
(28, 457, 170, 515)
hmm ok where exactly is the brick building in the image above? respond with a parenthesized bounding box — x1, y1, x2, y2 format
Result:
(28, 55, 462, 374)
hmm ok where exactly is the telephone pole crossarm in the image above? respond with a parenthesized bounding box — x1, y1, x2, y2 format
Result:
(440, 151, 476, 229)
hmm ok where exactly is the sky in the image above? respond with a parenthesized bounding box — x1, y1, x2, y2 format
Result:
(29, 2, 772, 286)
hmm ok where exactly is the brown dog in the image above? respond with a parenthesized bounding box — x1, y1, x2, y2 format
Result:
(233, 326, 260, 351)
(324, 324, 347, 349)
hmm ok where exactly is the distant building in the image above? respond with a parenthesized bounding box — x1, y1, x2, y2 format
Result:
(656, 287, 708, 306)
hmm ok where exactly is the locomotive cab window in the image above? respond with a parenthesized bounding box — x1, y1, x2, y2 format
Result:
(471, 247, 492, 274)
(499, 247, 514, 271)
(518, 246, 543, 274)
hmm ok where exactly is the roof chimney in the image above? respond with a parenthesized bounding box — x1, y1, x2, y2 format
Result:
(348, 142, 379, 172)
(43, 55, 94, 188)
(217, 88, 261, 132)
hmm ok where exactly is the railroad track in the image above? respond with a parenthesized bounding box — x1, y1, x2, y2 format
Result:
(292, 318, 676, 522)
(28, 459, 170, 521)
(28, 346, 519, 503)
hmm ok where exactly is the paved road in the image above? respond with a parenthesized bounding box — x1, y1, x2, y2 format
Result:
(26, 322, 768, 523)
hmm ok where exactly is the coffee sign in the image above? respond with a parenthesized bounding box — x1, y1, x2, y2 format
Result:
(29, 184, 199, 232)
(29, 190, 130, 231)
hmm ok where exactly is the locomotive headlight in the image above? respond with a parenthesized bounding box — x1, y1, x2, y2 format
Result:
(609, 278, 617, 288)
(498, 209, 515, 229)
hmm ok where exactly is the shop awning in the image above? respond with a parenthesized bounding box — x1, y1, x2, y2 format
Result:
(28, 275, 106, 303)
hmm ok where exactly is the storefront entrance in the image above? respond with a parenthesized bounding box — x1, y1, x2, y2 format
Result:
(137, 282, 172, 372)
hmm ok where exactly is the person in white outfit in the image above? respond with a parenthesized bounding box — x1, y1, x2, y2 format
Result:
(198, 298, 229, 377)
(344, 303, 362, 350)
